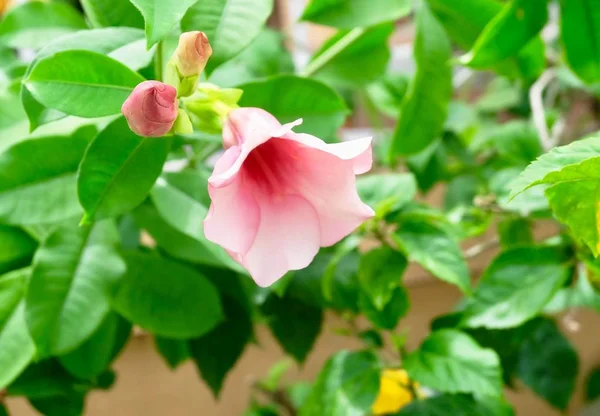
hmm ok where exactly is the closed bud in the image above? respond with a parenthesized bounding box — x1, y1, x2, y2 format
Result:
(174, 31, 212, 78)
(121, 81, 178, 137)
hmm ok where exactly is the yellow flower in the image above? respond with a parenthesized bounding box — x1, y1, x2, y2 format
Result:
(371, 369, 419, 415)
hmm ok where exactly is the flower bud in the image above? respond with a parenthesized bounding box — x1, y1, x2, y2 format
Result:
(121, 81, 178, 137)
(174, 31, 212, 78)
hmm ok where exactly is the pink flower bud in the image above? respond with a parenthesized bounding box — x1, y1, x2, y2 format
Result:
(174, 31, 212, 78)
(121, 81, 178, 137)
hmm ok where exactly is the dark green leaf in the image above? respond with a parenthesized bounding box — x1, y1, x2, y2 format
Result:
(78, 117, 170, 221)
(365, 73, 410, 117)
(390, 2, 452, 157)
(0, 225, 36, 274)
(29, 394, 85, 416)
(470, 121, 542, 165)
(8, 359, 82, 398)
(396, 394, 514, 416)
(301, 0, 411, 28)
(155, 337, 190, 369)
(111, 252, 223, 338)
(586, 368, 600, 402)
(358, 246, 407, 310)
(356, 173, 416, 218)
(359, 286, 409, 330)
(404, 329, 503, 397)
(81, 0, 144, 28)
(498, 217, 533, 248)
(238, 75, 348, 139)
(189, 296, 253, 397)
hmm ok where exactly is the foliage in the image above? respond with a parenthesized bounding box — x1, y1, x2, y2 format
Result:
(0, 0, 598, 415)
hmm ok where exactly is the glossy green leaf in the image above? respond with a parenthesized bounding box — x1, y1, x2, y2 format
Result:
(560, 0, 600, 84)
(459, 246, 571, 329)
(189, 296, 253, 397)
(24, 50, 144, 118)
(182, 0, 273, 67)
(300, 350, 380, 416)
(356, 173, 416, 218)
(390, 2, 452, 157)
(155, 337, 190, 369)
(358, 246, 407, 310)
(59, 312, 131, 379)
(301, 0, 411, 28)
(309, 24, 394, 87)
(26, 221, 125, 358)
(397, 394, 515, 416)
(0, 130, 93, 225)
(359, 286, 409, 330)
(239, 75, 348, 139)
(0, 268, 35, 389)
(81, 0, 144, 28)
(404, 329, 503, 397)
(461, 0, 548, 67)
(78, 117, 170, 221)
(261, 294, 323, 363)
(0, 225, 37, 274)
(393, 218, 471, 293)
(129, 0, 199, 47)
(111, 252, 223, 339)
(0, 1, 86, 49)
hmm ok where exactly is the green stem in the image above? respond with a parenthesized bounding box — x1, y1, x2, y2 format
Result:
(302, 27, 365, 77)
(155, 41, 163, 81)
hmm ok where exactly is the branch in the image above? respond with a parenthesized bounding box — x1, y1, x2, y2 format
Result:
(252, 382, 297, 416)
(301, 28, 365, 77)
(464, 237, 500, 259)
(529, 69, 558, 151)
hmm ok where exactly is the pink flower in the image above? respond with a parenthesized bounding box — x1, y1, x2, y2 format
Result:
(174, 31, 212, 78)
(204, 107, 374, 287)
(121, 81, 178, 137)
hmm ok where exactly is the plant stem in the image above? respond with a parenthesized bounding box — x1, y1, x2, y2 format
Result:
(301, 28, 365, 77)
(155, 41, 164, 81)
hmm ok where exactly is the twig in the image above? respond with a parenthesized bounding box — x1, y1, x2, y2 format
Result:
(464, 237, 500, 259)
(252, 382, 297, 416)
(529, 69, 558, 151)
(301, 28, 365, 77)
(0, 389, 6, 402)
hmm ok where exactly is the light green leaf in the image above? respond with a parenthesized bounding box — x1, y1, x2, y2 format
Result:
(365, 73, 410, 118)
(461, 0, 548, 67)
(26, 221, 125, 358)
(390, 2, 452, 157)
(155, 337, 190, 369)
(301, 0, 411, 28)
(560, 0, 600, 84)
(356, 173, 416, 218)
(460, 246, 572, 329)
(358, 246, 407, 310)
(393, 218, 471, 293)
(309, 24, 394, 87)
(398, 394, 514, 416)
(24, 50, 144, 118)
(545, 265, 600, 313)
(0, 1, 86, 49)
(0, 225, 37, 274)
(358, 286, 409, 330)
(238, 75, 348, 139)
(0, 268, 35, 389)
(0, 130, 93, 225)
(81, 0, 144, 28)
(182, 0, 273, 67)
(404, 329, 503, 397)
(129, 0, 199, 48)
(111, 252, 223, 339)
(300, 350, 380, 416)
(78, 117, 170, 221)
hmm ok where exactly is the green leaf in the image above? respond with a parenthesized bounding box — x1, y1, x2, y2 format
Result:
(261, 294, 323, 363)
(155, 337, 190, 369)
(0, 1, 86, 49)
(560, 0, 600, 84)
(397, 394, 514, 416)
(26, 221, 125, 358)
(358, 246, 407, 310)
(129, 0, 199, 48)
(404, 329, 503, 397)
(189, 296, 253, 397)
(24, 50, 144, 118)
(182, 0, 273, 67)
(586, 368, 600, 402)
(497, 217, 533, 248)
(365, 73, 410, 118)
(427, 0, 545, 80)
(81, 0, 144, 28)
(0, 225, 37, 274)
(0, 268, 35, 389)
(470, 121, 542, 165)
(390, 2, 452, 157)
(300, 350, 380, 416)
(301, 0, 411, 28)
(238, 75, 349, 139)
(150, 174, 244, 271)
(459, 246, 572, 329)
(516, 318, 578, 410)
(393, 218, 471, 293)
(545, 265, 600, 313)
(356, 173, 416, 218)
(78, 117, 170, 221)
(0, 131, 93, 225)
(491, 168, 549, 216)
(59, 312, 131, 379)
(29, 394, 85, 416)
(309, 24, 394, 87)
(461, 0, 548, 68)
(111, 252, 223, 339)
(358, 286, 409, 330)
